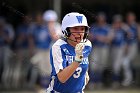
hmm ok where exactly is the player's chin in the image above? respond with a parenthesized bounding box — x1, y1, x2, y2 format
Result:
(76, 39, 82, 43)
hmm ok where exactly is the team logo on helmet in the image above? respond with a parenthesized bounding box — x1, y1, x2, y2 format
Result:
(76, 16, 83, 23)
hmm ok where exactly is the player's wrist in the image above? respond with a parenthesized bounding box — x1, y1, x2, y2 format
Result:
(75, 55, 83, 63)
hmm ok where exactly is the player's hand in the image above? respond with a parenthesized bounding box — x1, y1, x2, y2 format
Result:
(75, 42, 85, 63)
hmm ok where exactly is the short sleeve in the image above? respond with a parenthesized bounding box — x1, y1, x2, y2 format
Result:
(52, 45, 64, 74)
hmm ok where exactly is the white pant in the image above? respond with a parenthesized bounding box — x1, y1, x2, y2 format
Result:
(111, 46, 126, 74)
(122, 43, 138, 86)
(90, 46, 109, 72)
(31, 49, 51, 76)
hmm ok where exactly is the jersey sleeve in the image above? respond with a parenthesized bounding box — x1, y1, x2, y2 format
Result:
(86, 40, 92, 47)
(51, 45, 64, 74)
(85, 40, 92, 50)
(83, 40, 92, 57)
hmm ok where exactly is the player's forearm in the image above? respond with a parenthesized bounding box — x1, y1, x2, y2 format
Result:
(57, 62, 80, 83)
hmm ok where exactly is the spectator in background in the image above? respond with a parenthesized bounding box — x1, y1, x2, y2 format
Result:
(12, 15, 32, 88)
(122, 12, 140, 86)
(89, 12, 112, 88)
(43, 10, 62, 43)
(0, 16, 15, 88)
(110, 14, 129, 88)
(15, 15, 32, 62)
(29, 10, 61, 92)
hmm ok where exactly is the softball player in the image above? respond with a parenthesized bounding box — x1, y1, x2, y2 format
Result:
(122, 12, 140, 86)
(89, 12, 111, 88)
(110, 15, 128, 87)
(30, 13, 52, 89)
(47, 12, 92, 93)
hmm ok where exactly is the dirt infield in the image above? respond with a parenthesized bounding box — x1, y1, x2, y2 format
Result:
(85, 89, 140, 93)
(0, 89, 140, 93)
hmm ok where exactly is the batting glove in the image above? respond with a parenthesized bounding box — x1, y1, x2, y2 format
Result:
(75, 42, 85, 63)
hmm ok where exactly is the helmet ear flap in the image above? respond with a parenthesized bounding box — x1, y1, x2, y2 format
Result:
(63, 28, 71, 37)
(83, 27, 89, 39)
(66, 28, 71, 37)
(83, 33, 87, 39)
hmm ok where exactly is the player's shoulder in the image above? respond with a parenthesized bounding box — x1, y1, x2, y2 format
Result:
(52, 39, 67, 48)
(85, 39, 92, 47)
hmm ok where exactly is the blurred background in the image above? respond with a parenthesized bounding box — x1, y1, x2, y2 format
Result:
(0, 0, 140, 93)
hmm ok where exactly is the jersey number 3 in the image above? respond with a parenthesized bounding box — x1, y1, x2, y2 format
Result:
(73, 67, 82, 78)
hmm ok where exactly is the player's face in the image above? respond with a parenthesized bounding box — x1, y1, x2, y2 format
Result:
(113, 20, 122, 28)
(97, 15, 106, 24)
(68, 26, 85, 45)
(127, 13, 136, 23)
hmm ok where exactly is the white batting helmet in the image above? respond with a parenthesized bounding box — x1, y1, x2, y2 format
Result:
(43, 10, 58, 21)
(62, 12, 89, 38)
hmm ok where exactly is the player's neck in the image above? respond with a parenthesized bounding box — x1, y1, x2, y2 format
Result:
(67, 39, 77, 47)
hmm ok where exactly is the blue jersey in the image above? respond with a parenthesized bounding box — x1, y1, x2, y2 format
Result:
(16, 24, 30, 48)
(0, 29, 8, 46)
(0, 27, 14, 46)
(30, 24, 52, 49)
(90, 24, 111, 47)
(48, 39, 92, 93)
(127, 23, 138, 44)
(112, 28, 126, 47)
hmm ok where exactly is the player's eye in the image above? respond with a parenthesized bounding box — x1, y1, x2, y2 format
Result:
(80, 27, 85, 31)
(70, 26, 85, 32)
